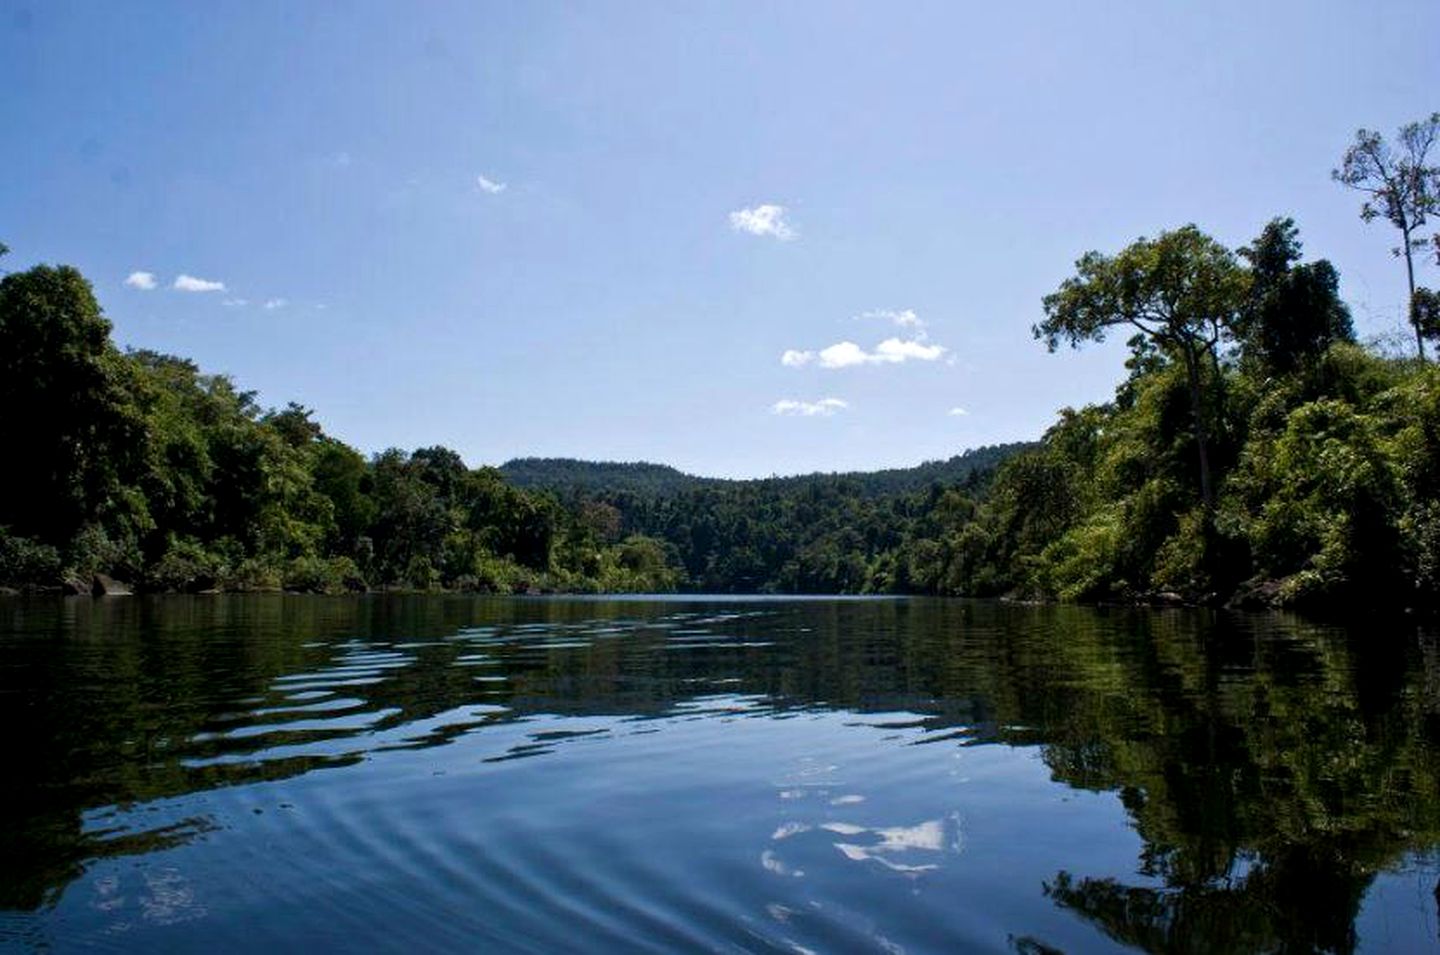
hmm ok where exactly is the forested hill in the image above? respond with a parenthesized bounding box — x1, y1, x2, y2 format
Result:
(499, 444, 1031, 499)
(498, 459, 701, 496)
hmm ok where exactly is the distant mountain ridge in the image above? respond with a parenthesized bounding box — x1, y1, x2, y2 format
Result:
(499, 443, 1034, 498)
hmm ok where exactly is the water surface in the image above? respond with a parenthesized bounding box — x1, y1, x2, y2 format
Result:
(1, 596, 1438, 952)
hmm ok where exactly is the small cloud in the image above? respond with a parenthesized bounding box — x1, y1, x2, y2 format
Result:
(772, 398, 848, 417)
(818, 341, 871, 368)
(476, 174, 507, 194)
(314, 303, 328, 310)
(263, 298, 288, 310)
(862, 308, 924, 331)
(785, 338, 947, 369)
(873, 337, 945, 363)
(331, 151, 353, 167)
(124, 271, 157, 290)
(729, 203, 796, 240)
(221, 298, 248, 307)
(173, 274, 225, 293)
(947, 407, 969, 417)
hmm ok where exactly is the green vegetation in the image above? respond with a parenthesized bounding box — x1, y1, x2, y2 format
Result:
(501, 444, 1022, 498)
(937, 214, 1438, 614)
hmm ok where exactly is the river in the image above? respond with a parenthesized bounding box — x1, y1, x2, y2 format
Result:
(1, 595, 1437, 952)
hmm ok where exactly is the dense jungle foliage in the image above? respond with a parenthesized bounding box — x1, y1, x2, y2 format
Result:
(2, 208, 1439, 610)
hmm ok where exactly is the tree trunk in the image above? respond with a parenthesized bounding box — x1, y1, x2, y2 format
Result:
(1208, 343, 1229, 443)
(1183, 346, 1214, 511)
(1404, 226, 1426, 360)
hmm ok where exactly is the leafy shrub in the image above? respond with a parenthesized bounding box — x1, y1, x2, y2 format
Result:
(1036, 513, 1124, 601)
(219, 557, 283, 592)
(65, 523, 141, 580)
(283, 555, 366, 594)
(1249, 400, 1403, 605)
(147, 537, 223, 592)
(0, 530, 62, 587)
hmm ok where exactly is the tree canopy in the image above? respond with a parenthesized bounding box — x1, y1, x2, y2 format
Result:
(1036, 225, 1249, 508)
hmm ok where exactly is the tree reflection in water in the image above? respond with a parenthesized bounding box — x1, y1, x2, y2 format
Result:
(1033, 612, 1440, 954)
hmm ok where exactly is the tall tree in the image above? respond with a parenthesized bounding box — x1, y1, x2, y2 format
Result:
(1237, 217, 1354, 376)
(0, 265, 145, 543)
(1333, 113, 1440, 359)
(1035, 226, 1248, 510)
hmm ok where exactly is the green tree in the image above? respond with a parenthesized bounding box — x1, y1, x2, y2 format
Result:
(311, 439, 376, 559)
(1237, 217, 1354, 377)
(0, 265, 146, 547)
(263, 402, 323, 449)
(368, 449, 453, 584)
(1333, 113, 1440, 359)
(1036, 226, 1248, 510)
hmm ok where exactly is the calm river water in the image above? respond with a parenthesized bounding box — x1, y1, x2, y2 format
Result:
(1, 596, 1438, 952)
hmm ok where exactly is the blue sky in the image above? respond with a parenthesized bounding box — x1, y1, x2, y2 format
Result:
(2, 1, 1438, 477)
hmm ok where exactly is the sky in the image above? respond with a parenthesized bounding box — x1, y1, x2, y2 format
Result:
(2, 1, 1438, 478)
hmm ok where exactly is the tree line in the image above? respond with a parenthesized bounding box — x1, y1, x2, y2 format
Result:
(500, 444, 1023, 499)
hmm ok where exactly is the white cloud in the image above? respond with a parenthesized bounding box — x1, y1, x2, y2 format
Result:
(729, 203, 795, 240)
(948, 407, 969, 417)
(476, 174, 507, 194)
(862, 308, 924, 331)
(263, 298, 287, 310)
(783, 338, 947, 369)
(124, 271, 157, 290)
(222, 298, 247, 307)
(818, 341, 872, 368)
(874, 337, 946, 362)
(771, 398, 848, 417)
(173, 274, 225, 293)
